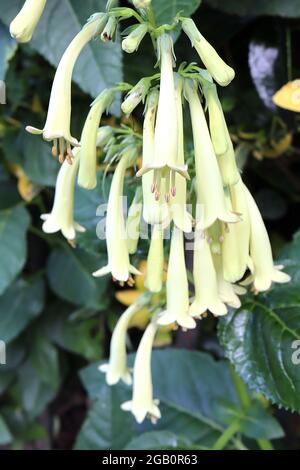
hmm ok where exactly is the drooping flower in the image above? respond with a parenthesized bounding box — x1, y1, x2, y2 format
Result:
(144, 225, 164, 293)
(101, 16, 118, 42)
(204, 83, 240, 186)
(185, 79, 239, 230)
(26, 14, 108, 161)
(220, 187, 249, 283)
(158, 227, 195, 329)
(93, 148, 141, 283)
(242, 183, 290, 292)
(213, 252, 244, 309)
(10, 0, 47, 43)
(137, 34, 189, 201)
(78, 89, 115, 190)
(41, 148, 85, 241)
(141, 89, 171, 226)
(221, 179, 250, 283)
(171, 74, 193, 233)
(189, 226, 227, 317)
(100, 297, 148, 386)
(182, 18, 235, 87)
(122, 24, 148, 54)
(121, 320, 161, 424)
(121, 78, 151, 116)
(133, 0, 152, 9)
(126, 188, 143, 255)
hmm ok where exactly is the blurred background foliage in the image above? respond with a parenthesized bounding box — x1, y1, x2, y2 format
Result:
(0, 0, 300, 450)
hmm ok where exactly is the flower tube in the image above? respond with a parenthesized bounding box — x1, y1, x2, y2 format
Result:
(158, 227, 195, 329)
(144, 225, 164, 293)
(10, 0, 47, 43)
(243, 184, 290, 292)
(41, 148, 85, 241)
(141, 90, 170, 226)
(93, 148, 140, 283)
(122, 24, 148, 53)
(204, 83, 240, 186)
(185, 79, 239, 230)
(126, 188, 143, 255)
(26, 14, 108, 161)
(189, 227, 227, 317)
(171, 75, 192, 233)
(182, 18, 235, 87)
(121, 320, 161, 424)
(78, 89, 115, 190)
(100, 297, 148, 386)
(137, 34, 189, 202)
(213, 253, 242, 309)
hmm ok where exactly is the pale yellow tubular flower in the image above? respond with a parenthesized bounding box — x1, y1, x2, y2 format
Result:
(141, 90, 171, 226)
(26, 14, 107, 161)
(189, 227, 227, 317)
(171, 75, 192, 233)
(93, 150, 141, 282)
(243, 184, 291, 292)
(205, 83, 240, 186)
(10, 0, 46, 43)
(126, 188, 143, 255)
(158, 227, 195, 329)
(213, 253, 242, 309)
(133, 0, 152, 8)
(121, 78, 149, 116)
(144, 225, 164, 293)
(182, 18, 235, 87)
(221, 188, 248, 283)
(122, 24, 148, 54)
(137, 34, 189, 202)
(78, 89, 115, 190)
(121, 320, 161, 424)
(100, 299, 147, 386)
(41, 148, 85, 241)
(185, 79, 239, 230)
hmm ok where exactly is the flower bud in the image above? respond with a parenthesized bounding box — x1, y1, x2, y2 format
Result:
(182, 18, 235, 87)
(101, 16, 118, 42)
(96, 126, 115, 148)
(122, 24, 148, 53)
(133, 0, 152, 9)
(10, 0, 46, 43)
(121, 78, 150, 115)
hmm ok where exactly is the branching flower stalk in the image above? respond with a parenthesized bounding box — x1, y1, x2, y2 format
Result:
(14, 0, 291, 426)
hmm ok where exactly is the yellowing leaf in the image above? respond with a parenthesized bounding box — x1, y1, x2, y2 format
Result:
(115, 289, 140, 307)
(273, 79, 300, 112)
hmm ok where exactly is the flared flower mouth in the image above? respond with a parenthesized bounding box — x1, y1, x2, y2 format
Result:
(26, 126, 80, 164)
(137, 166, 190, 202)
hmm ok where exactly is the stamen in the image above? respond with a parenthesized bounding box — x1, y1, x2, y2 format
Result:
(219, 235, 225, 243)
(52, 139, 58, 157)
(155, 191, 161, 201)
(165, 170, 170, 202)
(59, 137, 66, 164)
(171, 171, 176, 197)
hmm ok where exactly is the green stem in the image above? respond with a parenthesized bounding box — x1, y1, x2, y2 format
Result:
(213, 420, 241, 451)
(257, 439, 274, 451)
(230, 366, 274, 451)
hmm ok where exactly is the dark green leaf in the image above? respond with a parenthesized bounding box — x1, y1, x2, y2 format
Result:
(0, 0, 122, 113)
(0, 21, 17, 81)
(0, 415, 12, 445)
(74, 390, 135, 450)
(124, 431, 191, 450)
(0, 277, 45, 343)
(42, 301, 103, 360)
(30, 336, 60, 389)
(204, 0, 300, 18)
(152, 0, 202, 25)
(47, 246, 110, 310)
(218, 231, 300, 414)
(0, 205, 30, 295)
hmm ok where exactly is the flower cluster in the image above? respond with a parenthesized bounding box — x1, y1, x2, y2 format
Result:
(10, 0, 290, 425)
